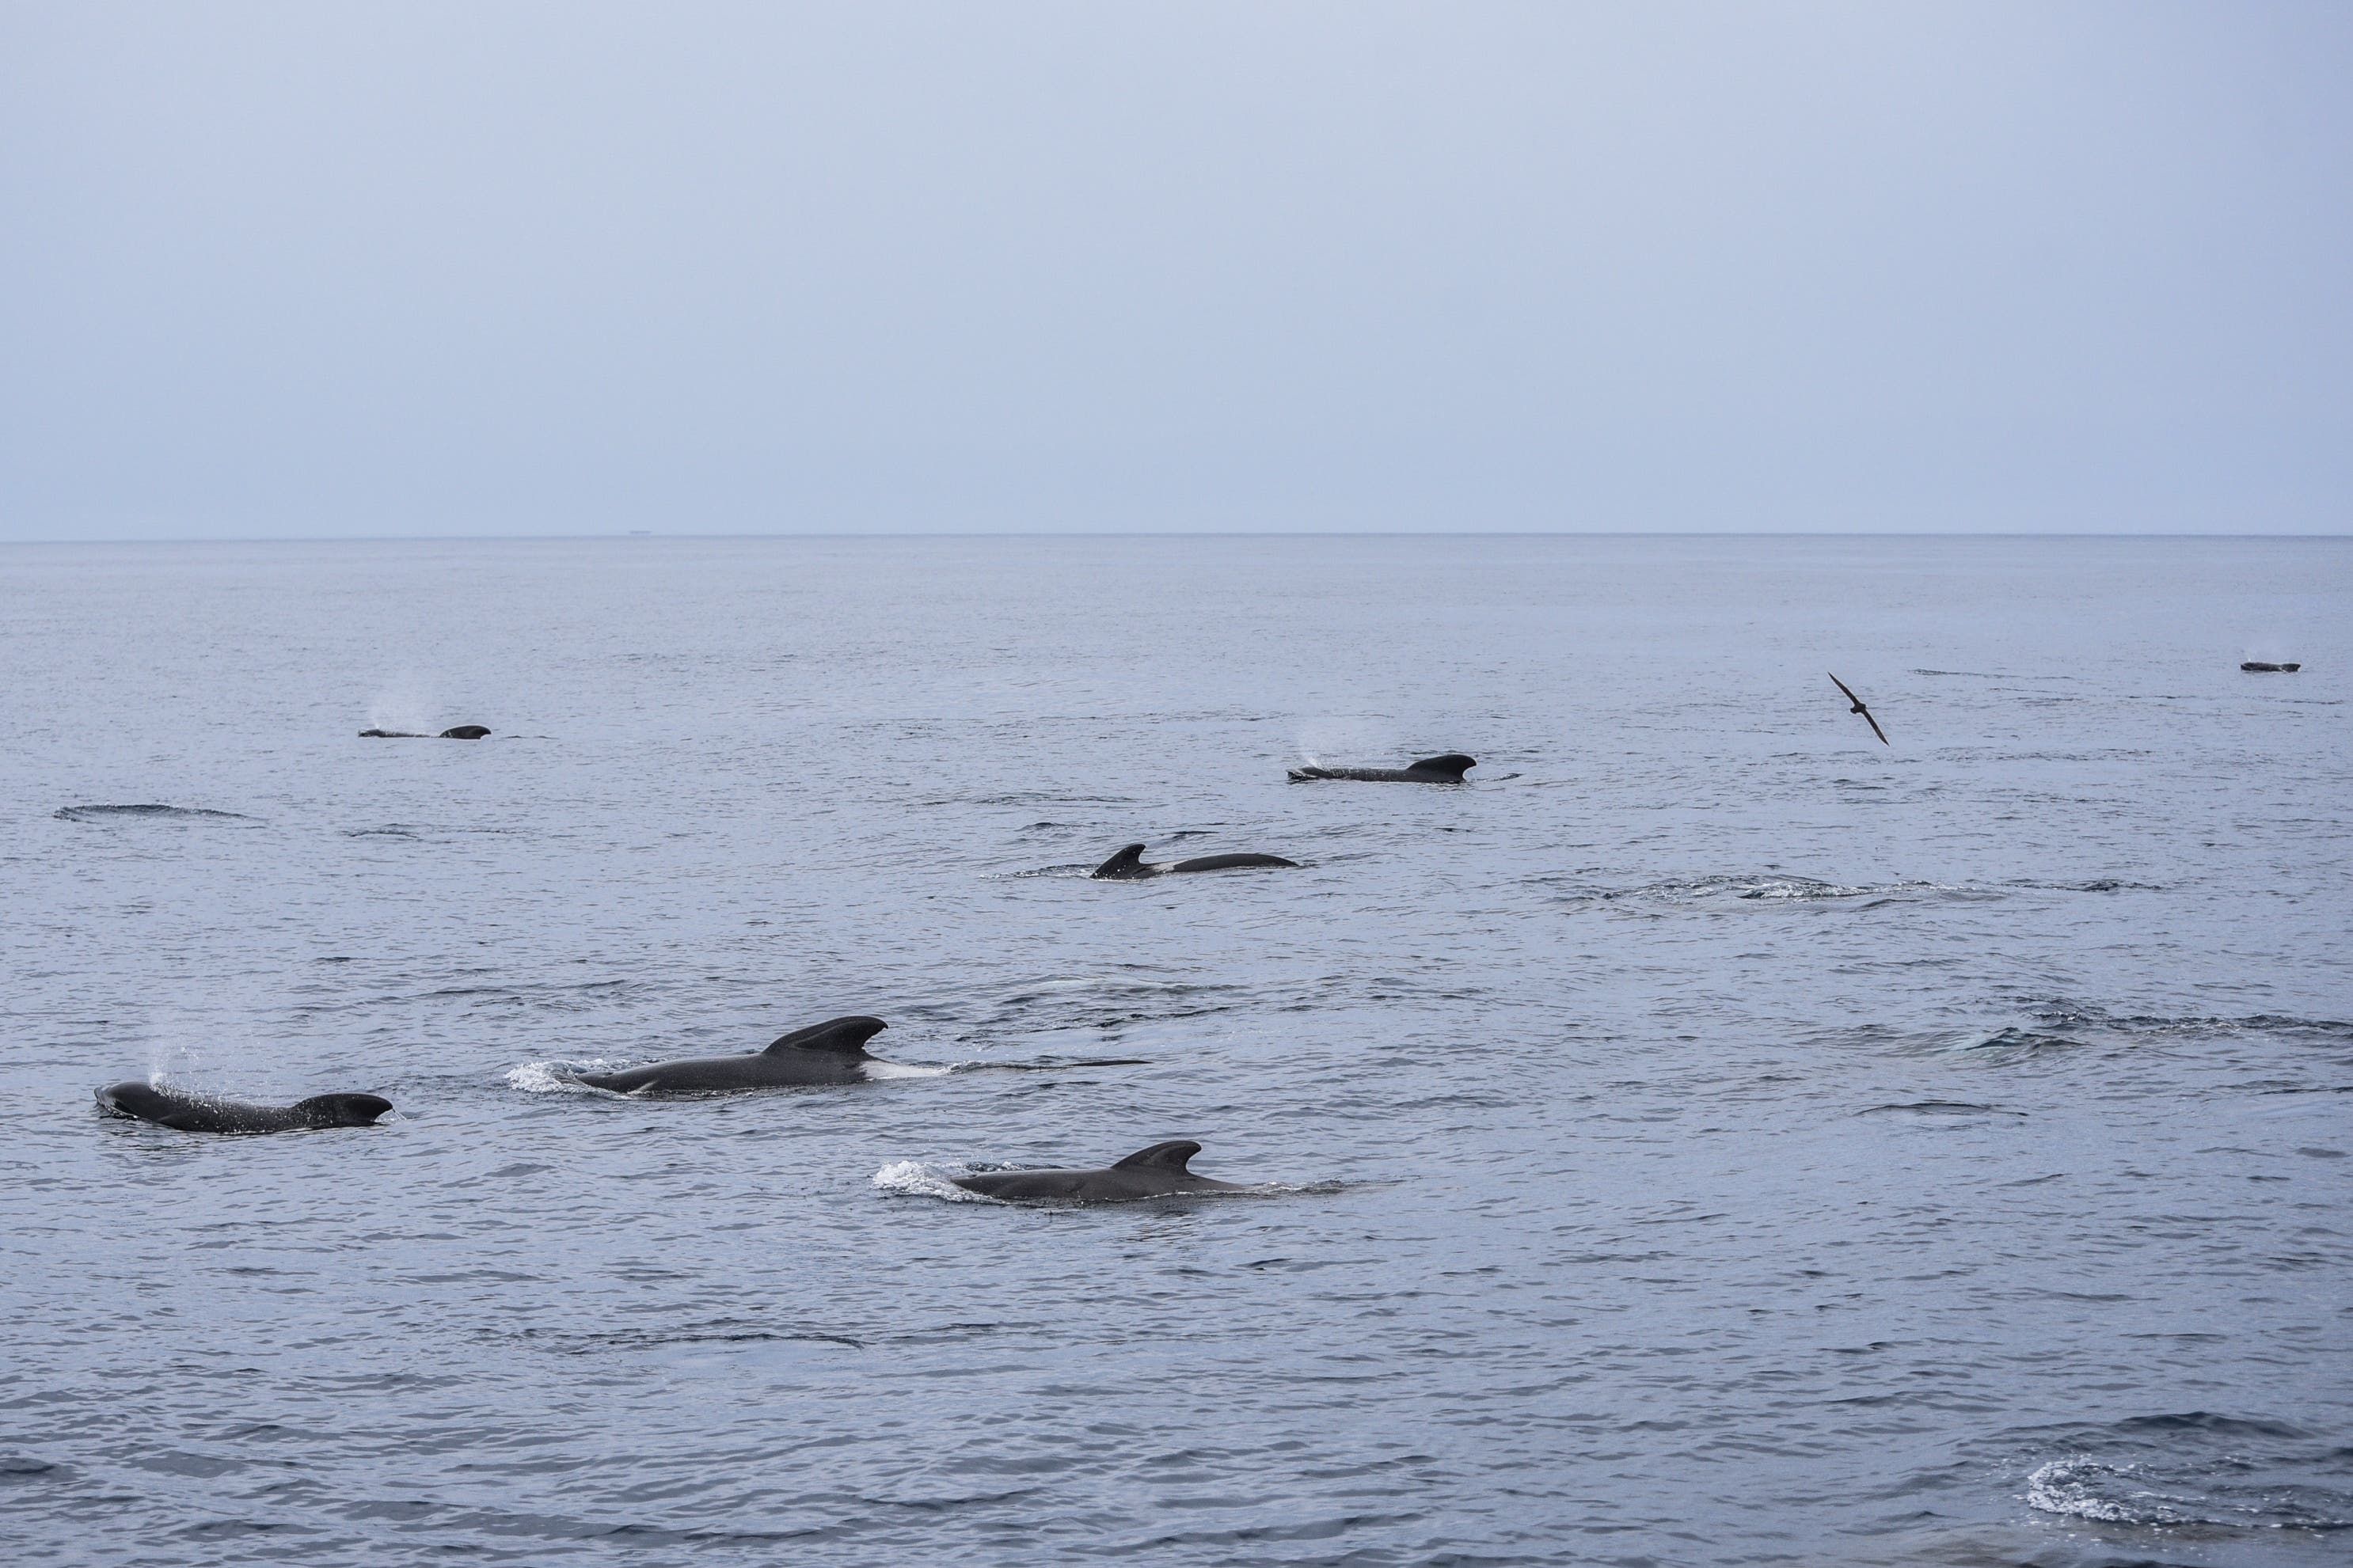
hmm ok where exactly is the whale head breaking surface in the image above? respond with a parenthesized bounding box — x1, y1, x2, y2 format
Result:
(97, 1081, 393, 1134)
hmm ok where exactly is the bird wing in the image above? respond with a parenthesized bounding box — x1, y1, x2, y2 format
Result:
(1861, 708, 1889, 746)
(1828, 671, 1861, 705)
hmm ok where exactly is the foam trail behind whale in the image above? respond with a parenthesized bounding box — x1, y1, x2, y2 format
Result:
(871, 1161, 994, 1200)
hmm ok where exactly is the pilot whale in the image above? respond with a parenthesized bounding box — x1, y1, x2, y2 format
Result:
(952, 1139, 1245, 1204)
(1090, 844, 1298, 879)
(572, 1016, 892, 1095)
(359, 725, 492, 739)
(96, 1081, 393, 1134)
(1287, 752, 1474, 784)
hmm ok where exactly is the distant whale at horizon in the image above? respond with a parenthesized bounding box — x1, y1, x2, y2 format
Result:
(952, 1140, 1247, 1204)
(1090, 844, 1299, 879)
(360, 725, 492, 739)
(2240, 661, 2302, 673)
(55, 804, 257, 823)
(572, 1016, 893, 1095)
(1288, 752, 1475, 784)
(96, 1080, 393, 1134)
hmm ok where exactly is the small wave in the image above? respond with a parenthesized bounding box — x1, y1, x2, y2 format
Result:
(55, 804, 258, 824)
(1013, 975, 1211, 997)
(2116, 1412, 2316, 1439)
(1564, 872, 1960, 905)
(872, 1160, 992, 1202)
(1951, 1027, 2077, 1057)
(964, 974, 1249, 1036)
(343, 822, 521, 840)
(1910, 668, 2079, 683)
(939, 792, 1139, 807)
(2030, 1001, 2353, 1039)
(510, 1323, 865, 1354)
(1910, 1003, 2353, 1061)
(860, 1061, 954, 1080)
(1856, 1100, 2027, 1118)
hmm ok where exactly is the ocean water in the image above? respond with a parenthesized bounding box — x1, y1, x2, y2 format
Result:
(1, 533, 2347, 1568)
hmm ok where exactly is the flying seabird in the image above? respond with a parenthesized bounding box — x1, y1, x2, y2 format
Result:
(1828, 673, 1888, 746)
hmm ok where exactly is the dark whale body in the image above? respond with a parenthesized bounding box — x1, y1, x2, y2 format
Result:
(96, 1080, 393, 1134)
(1287, 752, 1475, 784)
(2240, 662, 2302, 674)
(1090, 845, 1298, 879)
(573, 1016, 891, 1095)
(952, 1140, 1245, 1205)
(359, 726, 492, 739)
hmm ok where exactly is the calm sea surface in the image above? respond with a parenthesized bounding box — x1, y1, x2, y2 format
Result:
(2, 534, 2348, 1567)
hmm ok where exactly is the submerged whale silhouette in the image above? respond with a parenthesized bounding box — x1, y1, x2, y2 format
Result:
(952, 1140, 1245, 1204)
(1090, 844, 1298, 879)
(96, 1081, 393, 1134)
(359, 726, 492, 739)
(1287, 752, 1474, 784)
(572, 1016, 892, 1094)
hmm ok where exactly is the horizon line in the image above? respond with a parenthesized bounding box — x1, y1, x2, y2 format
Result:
(3, 528, 2348, 546)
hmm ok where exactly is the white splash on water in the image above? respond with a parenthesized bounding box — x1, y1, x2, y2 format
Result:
(1293, 716, 1393, 771)
(505, 1060, 614, 1094)
(135, 1010, 256, 1095)
(871, 1160, 990, 1201)
(858, 1061, 953, 1080)
(367, 671, 439, 735)
(1026, 974, 1192, 993)
(2026, 1459, 2188, 1526)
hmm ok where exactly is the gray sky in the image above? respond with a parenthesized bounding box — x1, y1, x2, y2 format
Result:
(2, 2, 2347, 538)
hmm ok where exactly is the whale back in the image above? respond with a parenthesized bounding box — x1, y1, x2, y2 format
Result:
(1406, 753, 1477, 780)
(1112, 1140, 1201, 1172)
(765, 1016, 888, 1056)
(1092, 845, 1152, 879)
(1169, 852, 1298, 874)
(292, 1093, 393, 1127)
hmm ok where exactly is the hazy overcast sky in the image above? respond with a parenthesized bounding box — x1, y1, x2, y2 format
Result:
(2, 2, 2347, 538)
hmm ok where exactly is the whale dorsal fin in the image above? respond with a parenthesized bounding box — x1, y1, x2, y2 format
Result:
(766, 1016, 888, 1055)
(1112, 1140, 1200, 1171)
(1408, 753, 1476, 780)
(1093, 845, 1150, 877)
